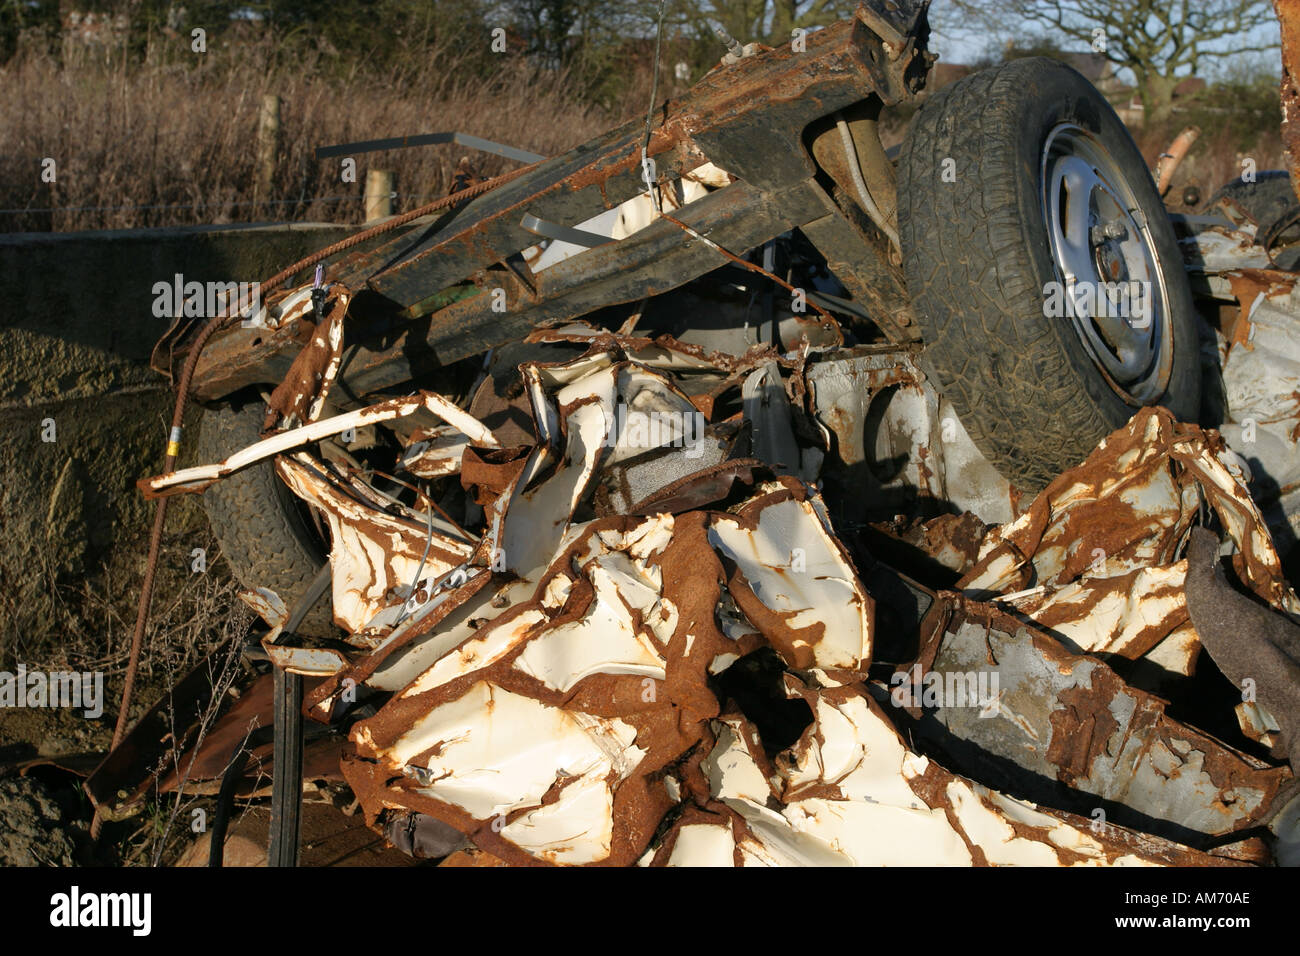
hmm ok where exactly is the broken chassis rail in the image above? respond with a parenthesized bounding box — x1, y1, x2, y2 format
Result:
(179, 3, 931, 403)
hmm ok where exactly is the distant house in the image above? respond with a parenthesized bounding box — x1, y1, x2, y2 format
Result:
(1113, 76, 1207, 126)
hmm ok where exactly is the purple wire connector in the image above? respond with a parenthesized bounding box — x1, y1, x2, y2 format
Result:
(311, 264, 328, 319)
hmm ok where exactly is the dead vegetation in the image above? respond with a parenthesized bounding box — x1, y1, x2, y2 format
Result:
(0, 510, 250, 746)
(0, 35, 633, 233)
(0, 514, 259, 868)
(2, 40, 1283, 234)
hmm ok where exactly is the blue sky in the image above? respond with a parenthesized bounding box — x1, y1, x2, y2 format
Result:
(925, 0, 1283, 82)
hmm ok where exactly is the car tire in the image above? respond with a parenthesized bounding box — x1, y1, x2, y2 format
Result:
(195, 400, 334, 636)
(898, 57, 1201, 491)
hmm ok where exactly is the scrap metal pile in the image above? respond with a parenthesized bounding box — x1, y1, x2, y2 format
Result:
(138, 292, 1300, 866)
(100, 0, 1300, 866)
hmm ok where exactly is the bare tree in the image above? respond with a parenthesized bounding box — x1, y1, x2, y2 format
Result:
(496, 0, 637, 68)
(942, 0, 1279, 124)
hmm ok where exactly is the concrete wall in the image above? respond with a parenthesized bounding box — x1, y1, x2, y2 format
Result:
(0, 223, 358, 637)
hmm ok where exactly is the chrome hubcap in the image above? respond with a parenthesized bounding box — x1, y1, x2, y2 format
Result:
(1040, 124, 1172, 402)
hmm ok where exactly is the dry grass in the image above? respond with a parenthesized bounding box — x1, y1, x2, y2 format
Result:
(1, 34, 632, 233)
(0, 520, 261, 866)
(132, 632, 251, 868)
(10, 32, 1277, 235)
(2, 516, 250, 724)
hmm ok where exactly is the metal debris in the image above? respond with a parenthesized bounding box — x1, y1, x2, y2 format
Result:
(898, 594, 1290, 844)
(124, 1, 1300, 867)
(144, 334, 1300, 865)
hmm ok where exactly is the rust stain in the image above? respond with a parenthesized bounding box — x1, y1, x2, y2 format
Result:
(1278, 0, 1300, 194)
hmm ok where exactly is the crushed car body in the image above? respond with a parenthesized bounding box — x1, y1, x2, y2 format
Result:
(94, 0, 1300, 867)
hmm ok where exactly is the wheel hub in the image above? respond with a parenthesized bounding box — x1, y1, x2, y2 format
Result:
(1040, 124, 1173, 403)
(1094, 236, 1129, 283)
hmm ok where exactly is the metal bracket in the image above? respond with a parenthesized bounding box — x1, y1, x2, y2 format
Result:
(316, 132, 544, 164)
(520, 213, 616, 249)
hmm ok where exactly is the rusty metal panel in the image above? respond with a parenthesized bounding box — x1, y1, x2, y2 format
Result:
(899, 594, 1290, 843)
(1277, 0, 1300, 200)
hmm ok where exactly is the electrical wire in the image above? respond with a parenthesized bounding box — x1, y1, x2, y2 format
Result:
(640, 0, 668, 215)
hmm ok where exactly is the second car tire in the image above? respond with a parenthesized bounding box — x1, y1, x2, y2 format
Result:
(195, 400, 335, 637)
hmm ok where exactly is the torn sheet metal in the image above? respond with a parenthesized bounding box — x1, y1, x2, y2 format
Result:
(262, 284, 350, 430)
(359, 679, 647, 865)
(322, 377, 1250, 866)
(238, 586, 349, 676)
(302, 347, 741, 707)
(1219, 286, 1300, 505)
(141, 391, 498, 498)
(400, 425, 475, 479)
(166, 304, 1300, 867)
(805, 348, 1017, 525)
(1185, 216, 1300, 539)
(290, 358, 1293, 865)
(340, 509, 738, 866)
(1004, 562, 1191, 662)
(961, 407, 1300, 627)
(899, 593, 1291, 843)
(694, 681, 1228, 866)
(708, 480, 872, 672)
(274, 454, 475, 635)
(345, 492, 1214, 866)
(951, 408, 1298, 696)
(522, 164, 730, 272)
(323, 352, 876, 863)
(886, 512, 991, 577)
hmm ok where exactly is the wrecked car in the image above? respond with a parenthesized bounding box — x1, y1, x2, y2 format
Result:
(111, 0, 1300, 866)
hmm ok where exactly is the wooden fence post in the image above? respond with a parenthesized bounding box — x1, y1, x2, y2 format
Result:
(365, 169, 395, 222)
(256, 94, 281, 203)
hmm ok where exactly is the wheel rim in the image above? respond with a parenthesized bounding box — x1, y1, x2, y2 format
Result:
(1039, 123, 1173, 403)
